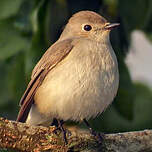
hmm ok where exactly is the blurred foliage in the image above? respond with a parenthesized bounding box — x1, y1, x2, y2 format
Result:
(0, 0, 152, 134)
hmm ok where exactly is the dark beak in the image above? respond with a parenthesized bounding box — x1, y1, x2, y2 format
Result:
(104, 23, 120, 30)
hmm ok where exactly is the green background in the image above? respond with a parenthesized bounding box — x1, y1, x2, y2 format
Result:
(0, 0, 152, 134)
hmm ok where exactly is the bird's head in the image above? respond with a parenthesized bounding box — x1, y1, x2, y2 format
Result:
(60, 11, 119, 42)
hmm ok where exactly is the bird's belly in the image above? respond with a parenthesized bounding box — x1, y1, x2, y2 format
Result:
(34, 46, 119, 121)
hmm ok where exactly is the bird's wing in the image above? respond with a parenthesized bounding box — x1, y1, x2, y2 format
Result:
(16, 39, 75, 122)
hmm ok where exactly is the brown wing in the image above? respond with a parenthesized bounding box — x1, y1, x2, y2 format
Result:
(17, 39, 74, 122)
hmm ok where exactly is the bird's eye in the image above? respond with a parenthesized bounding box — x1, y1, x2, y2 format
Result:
(83, 25, 92, 31)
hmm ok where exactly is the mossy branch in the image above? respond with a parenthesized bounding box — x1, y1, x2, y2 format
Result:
(0, 117, 152, 152)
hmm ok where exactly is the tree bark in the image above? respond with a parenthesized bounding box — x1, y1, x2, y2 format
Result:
(0, 117, 152, 152)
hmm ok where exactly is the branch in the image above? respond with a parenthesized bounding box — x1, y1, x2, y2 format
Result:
(0, 117, 152, 152)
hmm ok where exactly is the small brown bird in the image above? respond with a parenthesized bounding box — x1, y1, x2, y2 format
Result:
(17, 10, 119, 142)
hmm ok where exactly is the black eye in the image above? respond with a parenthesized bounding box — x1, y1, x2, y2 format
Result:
(83, 25, 92, 31)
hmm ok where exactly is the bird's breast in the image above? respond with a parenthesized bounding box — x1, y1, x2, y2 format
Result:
(34, 40, 119, 121)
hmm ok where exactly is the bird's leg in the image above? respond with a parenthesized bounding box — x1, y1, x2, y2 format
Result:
(57, 120, 68, 144)
(83, 119, 104, 143)
(52, 119, 69, 144)
(51, 118, 60, 134)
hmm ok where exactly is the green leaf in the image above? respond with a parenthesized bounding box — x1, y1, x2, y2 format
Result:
(114, 57, 135, 120)
(0, 0, 23, 20)
(133, 83, 152, 129)
(0, 20, 29, 60)
(144, 13, 152, 42)
(0, 62, 11, 105)
(48, 0, 68, 43)
(6, 52, 26, 102)
(119, 0, 152, 30)
(25, 0, 49, 76)
(0, 52, 26, 119)
(103, 0, 118, 17)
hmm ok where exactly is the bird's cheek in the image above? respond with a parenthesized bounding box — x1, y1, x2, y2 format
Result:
(100, 31, 110, 41)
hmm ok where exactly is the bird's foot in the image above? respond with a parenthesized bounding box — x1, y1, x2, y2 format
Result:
(52, 119, 70, 144)
(90, 129, 104, 143)
(83, 119, 104, 143)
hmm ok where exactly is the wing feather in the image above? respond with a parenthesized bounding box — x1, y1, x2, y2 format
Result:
(17, 39, 74, 122)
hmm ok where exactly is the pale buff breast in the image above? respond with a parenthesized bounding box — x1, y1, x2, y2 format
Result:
(34, 39, 119, 122)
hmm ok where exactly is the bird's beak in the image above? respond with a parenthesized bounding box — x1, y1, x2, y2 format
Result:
(104, 23, 120, 30)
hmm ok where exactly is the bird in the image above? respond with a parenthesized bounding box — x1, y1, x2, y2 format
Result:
(17, 10, 119, 143)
